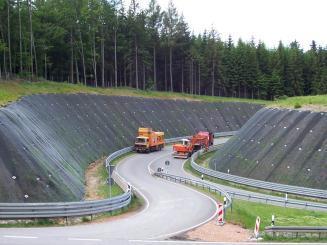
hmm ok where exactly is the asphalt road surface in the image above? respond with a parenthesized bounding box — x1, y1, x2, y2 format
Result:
(0, 138, 325, 245)
(0, 147, 217, 245)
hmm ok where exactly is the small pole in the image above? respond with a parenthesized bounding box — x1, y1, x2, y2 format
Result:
(201, 174, 204, 181)
(271, 214, 275, 226)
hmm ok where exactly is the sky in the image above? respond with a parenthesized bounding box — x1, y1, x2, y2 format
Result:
(134, 0, 327, 50)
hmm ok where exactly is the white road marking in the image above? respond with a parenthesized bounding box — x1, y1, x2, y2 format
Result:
(68, 238, 102, 242)
(129, 240, 327, 245)
(3, 235, 38, 239)
(147, 153, 219, 240)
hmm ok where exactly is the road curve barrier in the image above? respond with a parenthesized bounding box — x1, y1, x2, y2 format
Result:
(264, 226, 327, 239)
(0, 136, 191, 219)
(154, 172, 232, 210)
(191, 145, 327, 210)
(0, 148, 135, 219)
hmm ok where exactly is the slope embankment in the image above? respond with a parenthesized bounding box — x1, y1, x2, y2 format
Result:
(210, 108, 327, 189)
(0, 94, 261, 202)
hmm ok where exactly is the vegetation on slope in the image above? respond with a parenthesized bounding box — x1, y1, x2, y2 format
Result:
(0, 80, 268, 107)
(1, 81, 326, 110)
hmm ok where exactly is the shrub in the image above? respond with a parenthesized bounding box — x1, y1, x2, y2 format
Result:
(294, 102, 302, 109)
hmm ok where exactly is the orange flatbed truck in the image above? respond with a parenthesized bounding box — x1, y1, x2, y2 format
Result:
(134, 128, 165, 153)
(173, 131, 214, 159)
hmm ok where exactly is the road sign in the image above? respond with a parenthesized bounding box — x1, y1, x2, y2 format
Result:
(165, 160, 170, 166)
(217, 203, 224, 225)
(254, 216, 261, 238)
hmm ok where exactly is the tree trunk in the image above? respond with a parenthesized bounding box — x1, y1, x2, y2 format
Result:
(153, 46, 156, 90)
(114, 29, 118, 87)
(211, 61, 215, 96)
(101, 28, 105, 88)
(181, 61, 184, 93)
(198, 63, 201, 95)
(75, 55, 80, 84)
(78, 27, 86, 85)
(3, 48, 6, 79)
(164, 55, 167, 91)
(18, 0, 23, 74)
(44, 53, 47, 80)
(33, 34, 38, 80)
(190, 59, 193, 95)
(143, 63, 146, 90)
(28, 0, 33, 81)
(70, 30, 74, 83)
(135, 40, 138, 89)
(169, 46, 173, 92)
(7, 0, 12, 76)
(93, 32, 97, 87)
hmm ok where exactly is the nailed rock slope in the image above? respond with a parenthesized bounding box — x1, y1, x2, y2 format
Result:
(210, 108, 327, 189)
(0, 94, 261, 202)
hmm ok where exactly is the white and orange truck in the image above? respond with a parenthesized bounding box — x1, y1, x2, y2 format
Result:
(134, 128, 165, 153)
(172, 131, 214, 158)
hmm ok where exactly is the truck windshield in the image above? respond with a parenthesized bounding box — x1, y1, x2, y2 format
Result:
(136, 138, 147, 143)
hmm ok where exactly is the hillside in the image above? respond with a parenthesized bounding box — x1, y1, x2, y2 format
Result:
(210, 108, 327, 189)
(0, 94, 261, 202)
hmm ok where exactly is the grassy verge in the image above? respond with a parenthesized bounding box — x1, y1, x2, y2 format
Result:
(188, 152, 326, 204)
(0, 80, 267, 107)
(97, 163, 124, 198)
(183, 153, 327, 241)
(1, 80, 326, 110)
(185, 182, 327, 242)
(270, 95, 327, 109)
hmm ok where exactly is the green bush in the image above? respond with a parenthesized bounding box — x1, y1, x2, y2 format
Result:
(294, 102, 302, 109)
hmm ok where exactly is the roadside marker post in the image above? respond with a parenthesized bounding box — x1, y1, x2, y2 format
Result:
(217, 202, 224, 225)
(254, 216, 261, 239)
(271, 214, 275, 226)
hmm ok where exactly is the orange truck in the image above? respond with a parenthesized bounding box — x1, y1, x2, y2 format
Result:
(172, 131, 214, 158)
(134, 128, 165, 153)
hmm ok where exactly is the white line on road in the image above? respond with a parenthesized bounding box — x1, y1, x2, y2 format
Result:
(147, 154, 219, 240)
(68, 238, 102, 242)
(3, 235, 38, 239)
(129, 240, 327, 245)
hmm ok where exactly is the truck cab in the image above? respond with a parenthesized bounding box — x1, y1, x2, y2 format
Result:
(134, 136, 149, 152)
(134, 128, 165, 153)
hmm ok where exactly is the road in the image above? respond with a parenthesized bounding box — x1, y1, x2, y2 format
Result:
(0, 147, 217, 245)
(0, 138, 325, 245)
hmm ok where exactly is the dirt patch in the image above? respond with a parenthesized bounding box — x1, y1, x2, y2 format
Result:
(296, 104, 327, 112)
(177, 221, 252, 242)
(84, 158, 105, 200)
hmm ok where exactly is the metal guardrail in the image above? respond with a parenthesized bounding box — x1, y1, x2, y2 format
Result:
(0, 147, 134, 219)
(154, 172, 232, 209)
(191, 143, 327, 200)
(265, 226, 327, 238)
(1, 131, 325, 219)
(0, 136, 187, 219)
(191, 148, 327, 211)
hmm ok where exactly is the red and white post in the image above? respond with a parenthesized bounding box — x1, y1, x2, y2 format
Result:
(217, 202, 224, 225)
(254, 216, 261, 239)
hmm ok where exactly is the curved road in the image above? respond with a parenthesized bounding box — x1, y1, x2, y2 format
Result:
(0, 148, 216, 245)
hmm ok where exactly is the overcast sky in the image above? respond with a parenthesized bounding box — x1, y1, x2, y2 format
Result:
(134, 0, 326, 50)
